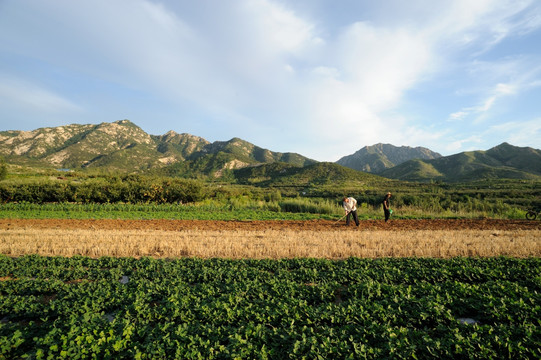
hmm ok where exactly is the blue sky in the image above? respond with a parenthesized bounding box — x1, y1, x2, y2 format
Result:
(1, 0, 540, 161)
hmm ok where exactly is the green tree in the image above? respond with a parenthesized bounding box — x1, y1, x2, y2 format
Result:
(0, 157, 7, 180)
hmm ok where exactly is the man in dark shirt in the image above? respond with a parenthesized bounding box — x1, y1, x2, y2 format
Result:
(382, 192, 392, 222)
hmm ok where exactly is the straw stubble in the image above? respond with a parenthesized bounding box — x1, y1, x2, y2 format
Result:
(1, 228, 539, 259)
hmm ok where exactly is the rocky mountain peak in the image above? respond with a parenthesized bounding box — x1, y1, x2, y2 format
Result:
(337, 143, 442, 173)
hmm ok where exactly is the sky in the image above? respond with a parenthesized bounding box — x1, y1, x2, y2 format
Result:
(1, 0, 540, 162)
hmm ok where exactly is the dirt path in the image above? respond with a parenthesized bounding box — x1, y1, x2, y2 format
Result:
(0, 218, 539, 231)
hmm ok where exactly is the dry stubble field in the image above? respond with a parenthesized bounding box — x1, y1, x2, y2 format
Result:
(1, 218, 539, 259)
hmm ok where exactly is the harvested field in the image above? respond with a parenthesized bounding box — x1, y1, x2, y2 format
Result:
(0, 219, 539, 259)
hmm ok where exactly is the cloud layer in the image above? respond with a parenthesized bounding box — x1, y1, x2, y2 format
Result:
(1, 0, 540, 160)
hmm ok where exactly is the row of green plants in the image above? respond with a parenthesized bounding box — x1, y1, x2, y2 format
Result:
(1, 255, 539, 359)
(0, 201, 335, 221)
(0, 199, 530, 221)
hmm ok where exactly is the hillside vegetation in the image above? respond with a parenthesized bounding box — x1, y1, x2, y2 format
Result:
(381, 143, 541, 182)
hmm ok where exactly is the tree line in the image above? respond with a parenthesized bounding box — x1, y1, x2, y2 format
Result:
(0, 165, 539, 217)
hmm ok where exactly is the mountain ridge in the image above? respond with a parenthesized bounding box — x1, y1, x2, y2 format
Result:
(0, 120, 316, 176)
(1, 120, 539, 182)
(336, 143, 442, 173)
(379, 142, 541, 182)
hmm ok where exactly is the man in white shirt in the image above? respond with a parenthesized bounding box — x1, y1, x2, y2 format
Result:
(342, 197, 359, 226)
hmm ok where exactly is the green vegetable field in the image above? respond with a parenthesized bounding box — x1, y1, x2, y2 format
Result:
(1, 255, 539, 359)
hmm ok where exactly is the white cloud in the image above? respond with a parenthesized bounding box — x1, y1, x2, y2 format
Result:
(295, 0, 541, 158)
(287, 21, 437, 159)
(284, 64, 295, 74)
(0, 75, 81, 113)
(494, 83, 516, 95)
(445, 135, 484, 153)
(487, 118, 541, 147)
(423, 0, 538, 52)
(448, 111, 468, 122)
(241, 0, 317, 54)
(447, 60, 540, 124)
(443, 117, 541, 154)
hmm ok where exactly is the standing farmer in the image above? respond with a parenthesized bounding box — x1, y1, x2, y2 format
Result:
(343, 197, 360, 226)
(382, 192, 392, 222)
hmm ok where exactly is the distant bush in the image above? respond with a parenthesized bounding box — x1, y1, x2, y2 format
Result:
(0, 157, 6, 181)
(279, 198, 340, 214)
(0, 176, 208, 204)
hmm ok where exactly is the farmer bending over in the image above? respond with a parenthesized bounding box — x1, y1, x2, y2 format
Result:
(343, 197, 360, 226)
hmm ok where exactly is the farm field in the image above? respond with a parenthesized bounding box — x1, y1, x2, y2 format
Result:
(1, 218, 540, 359)
(0, 219, 539, 258)
(0, 255, 540, 359)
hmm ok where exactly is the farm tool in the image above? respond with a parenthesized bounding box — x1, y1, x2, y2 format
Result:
(525, 208, 540, 220)
(335, 212, 349, 224)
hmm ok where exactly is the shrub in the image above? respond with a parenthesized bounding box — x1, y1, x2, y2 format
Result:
(0, 157, 6, 181)
(279, 198, 340, 214)
(0, 176, 208, 204)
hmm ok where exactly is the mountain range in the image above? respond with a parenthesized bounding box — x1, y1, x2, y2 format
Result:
(336, 144, 442, 173)
(1, 120, 540, 182)
(379, 142, 541, 182)
(0, 120, 315, 174)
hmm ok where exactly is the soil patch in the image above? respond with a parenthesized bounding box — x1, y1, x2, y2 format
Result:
(0, 218, 538, 232)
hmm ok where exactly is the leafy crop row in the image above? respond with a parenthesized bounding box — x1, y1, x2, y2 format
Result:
(0, 255, 539, 359)
(0, 202, 334, 220)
